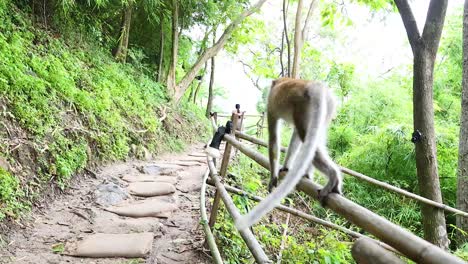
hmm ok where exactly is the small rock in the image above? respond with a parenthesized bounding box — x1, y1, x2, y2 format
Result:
(0, 156, 9, 171)
(143, 147, 152, 161)
(94, 182, 130, 207)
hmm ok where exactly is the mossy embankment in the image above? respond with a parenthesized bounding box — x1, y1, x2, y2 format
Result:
(0, 4, 208, 230)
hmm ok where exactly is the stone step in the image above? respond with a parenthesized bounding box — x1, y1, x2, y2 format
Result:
(105, 197, 177, 218)
(65, 233, 154, 258)
(128, 182, 176, 197)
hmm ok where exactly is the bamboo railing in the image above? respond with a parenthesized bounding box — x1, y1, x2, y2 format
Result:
(201, 108, 466, 264)
(234, 131, 468, 217)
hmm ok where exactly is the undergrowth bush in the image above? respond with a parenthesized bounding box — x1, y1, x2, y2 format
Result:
(0, 168, 26, 220)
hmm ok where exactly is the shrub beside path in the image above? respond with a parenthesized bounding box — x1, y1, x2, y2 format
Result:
(1, 144, 211, 264)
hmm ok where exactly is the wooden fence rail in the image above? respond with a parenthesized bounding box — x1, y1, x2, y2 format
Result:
(200, 169, 223, 263)
(205, 179, 398, 254)
(222, 133, 464, 264)
(234, 131, 468, 218)
(351, 238, 405, 264)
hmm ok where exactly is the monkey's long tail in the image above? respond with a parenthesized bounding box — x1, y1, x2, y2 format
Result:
(236, 86, 327, 230)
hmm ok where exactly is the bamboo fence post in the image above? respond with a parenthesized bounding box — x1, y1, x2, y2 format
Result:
(257, 112, 265, 138)
(200, 169, 223, 263)
(208, 111, 239, 228)
(351, 238, 405, 264)
(222, 134, 465, 264)
(207, 158, 271, 263)
(234, 131, 468, 218)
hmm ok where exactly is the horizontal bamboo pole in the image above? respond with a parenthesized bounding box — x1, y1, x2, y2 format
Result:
(223, 134, 464, 264)
(205, 179, 399, 254)
(339, 167, 468, 218)
(234, 131, 468, 218)
(200, 169, 223, 264)
(235, 131, 286, 151)
(351, 238, 405, 264)
(207, 157, 271, 264)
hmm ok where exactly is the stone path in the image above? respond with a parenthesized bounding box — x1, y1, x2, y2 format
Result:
(0, 144, 211, 264)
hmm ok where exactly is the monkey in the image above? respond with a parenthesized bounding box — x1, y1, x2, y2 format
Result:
(235, 77, 343, 230)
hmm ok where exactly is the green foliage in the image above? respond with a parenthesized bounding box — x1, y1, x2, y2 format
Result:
(121, 259, 145, 264)
(51, 243, 65, 254)
(0, 168, 27, 220)
(454, 243, 468, 261)
(49, 135, 88, 189)
(434, 7, 463, 124)
(0, 0, 9, 15)
(279, 230, 352, 264)
(327, 62, 356, 99)
(0, 3, 209, 222)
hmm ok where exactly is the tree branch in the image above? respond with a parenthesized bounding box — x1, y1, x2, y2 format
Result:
(301, 0, 316, 41)
(283, 0, 291, 77)
(394, 0, 421, 53)
(239, 60, 262, 91)
(174, 0, 268, 102)
(422, 0, 448, 56)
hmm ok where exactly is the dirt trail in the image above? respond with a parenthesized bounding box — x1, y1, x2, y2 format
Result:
(0, 144, 211, 264)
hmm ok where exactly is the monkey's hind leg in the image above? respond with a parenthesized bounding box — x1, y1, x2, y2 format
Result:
(313, 147, 343, 205)
(267, 116, 281, 193)
(304, 161, 315, 180)
(275, 130, 302, 189)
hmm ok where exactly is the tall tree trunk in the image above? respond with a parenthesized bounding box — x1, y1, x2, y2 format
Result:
(157, 15, 165, 83)
(291, 0, 315, 79)
(189, 29, 211, 103)
(173, 0, 267, 103)
(115, 2, 133, 62)
(166, 0, 179, 97)
(279, 29, 285, 77)
(193, 62, 207, 104)
(206, 33, 216, 117)
(282, 0, 291, 77)
(291, 0, 303, 78)
(457, 0, 468, 245)
(395, 0, 449, 249)
(188, 84, 195, 102)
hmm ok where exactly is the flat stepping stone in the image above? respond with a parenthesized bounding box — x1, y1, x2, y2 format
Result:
(105, 199, 177, 218)
(179, 158, 206, 163)
(66, 233, 153, 258)
(161, 161, 203, 167)
(188, 153, 206, 157)
(128, 182, 176, 197)
(122, 174, 177, 184)
(138, 164, 182, 175)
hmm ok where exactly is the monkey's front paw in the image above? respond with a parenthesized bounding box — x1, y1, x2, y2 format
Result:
(268, 177, 278, 193)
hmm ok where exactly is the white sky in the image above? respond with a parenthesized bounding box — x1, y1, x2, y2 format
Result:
(209, 0, 464, 114)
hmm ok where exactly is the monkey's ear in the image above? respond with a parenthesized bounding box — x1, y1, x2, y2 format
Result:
(271, 80, 277, 87)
